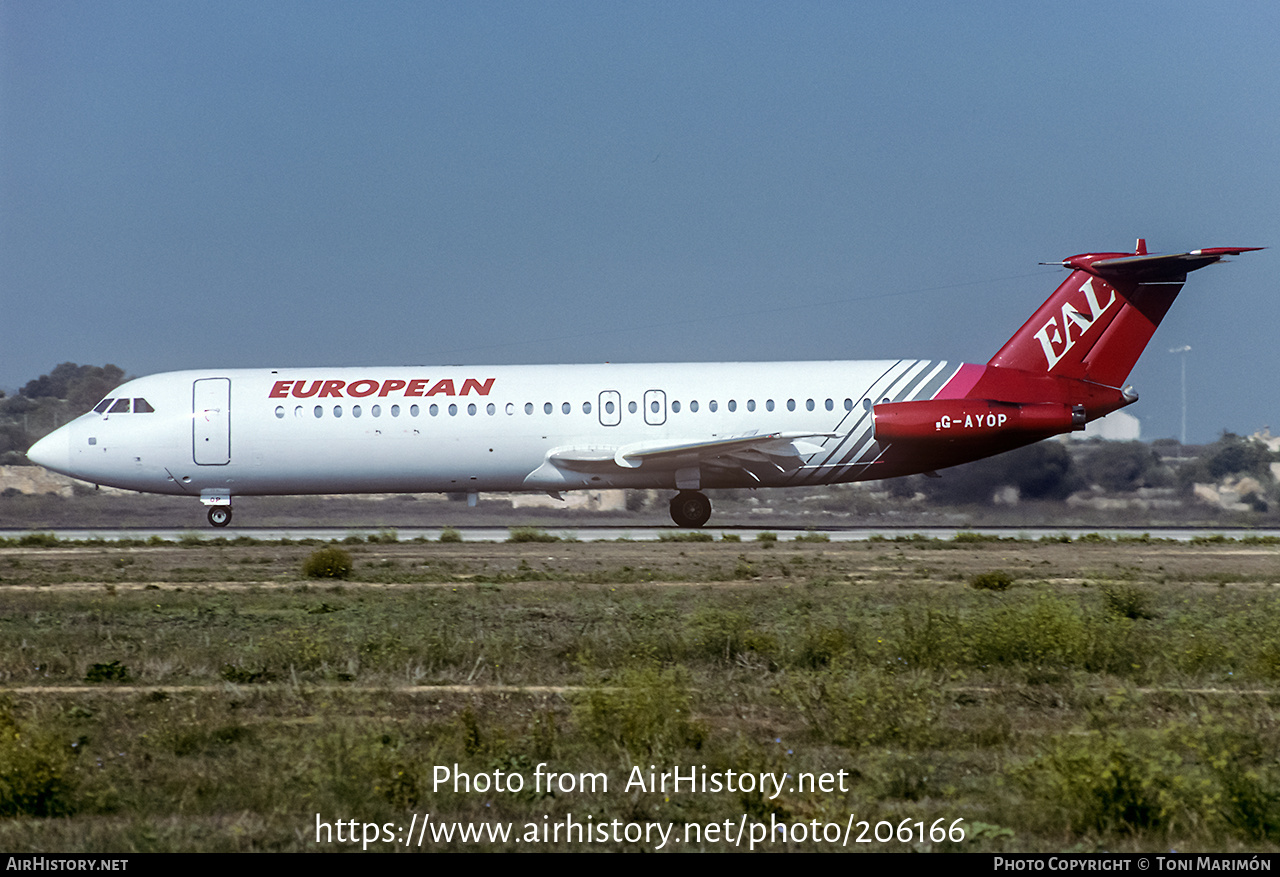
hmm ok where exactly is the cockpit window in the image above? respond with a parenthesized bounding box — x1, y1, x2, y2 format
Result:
(133, 398, 155, 413)
(108, 398, 131, 414)
(94, 398, 114, 414)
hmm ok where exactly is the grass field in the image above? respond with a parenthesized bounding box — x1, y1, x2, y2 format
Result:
(2, 531, 1279, 852)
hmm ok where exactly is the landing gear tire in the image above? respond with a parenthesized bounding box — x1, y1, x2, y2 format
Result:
(669, 491, 712, 528)
(207, 506, 232, 528)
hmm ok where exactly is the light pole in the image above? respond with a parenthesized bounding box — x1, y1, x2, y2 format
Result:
(1169, 345, 1191, 445)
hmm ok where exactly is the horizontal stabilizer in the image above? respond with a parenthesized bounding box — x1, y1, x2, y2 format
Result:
(1054, 247, 1263, 282)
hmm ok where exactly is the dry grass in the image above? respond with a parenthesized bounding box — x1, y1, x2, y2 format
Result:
(1, 535, 1278, 852)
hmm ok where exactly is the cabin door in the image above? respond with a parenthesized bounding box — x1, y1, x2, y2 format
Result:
(193, 378, 231, 465)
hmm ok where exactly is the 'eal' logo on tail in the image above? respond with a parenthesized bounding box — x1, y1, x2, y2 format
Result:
(1032, 278, 1117, 370)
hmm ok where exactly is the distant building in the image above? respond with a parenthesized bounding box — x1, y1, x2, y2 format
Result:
(1069, 410, 1140, 442)
(1251, 427, 1280, 453)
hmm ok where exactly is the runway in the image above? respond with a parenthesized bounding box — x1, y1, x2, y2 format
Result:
(5, 526, 1280, 543)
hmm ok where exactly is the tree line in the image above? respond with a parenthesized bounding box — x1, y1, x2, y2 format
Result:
(0, 364, 127, 464)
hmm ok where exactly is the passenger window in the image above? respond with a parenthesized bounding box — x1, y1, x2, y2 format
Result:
(806, 399, 814, 411)
(728, 400, 737, 412)
(561, 402, 570, 414)
(109, 398, 131, 414)
(314, 406, 323, 418)
(449, 404, 458, 416)
(294, 406, 304, 418)
(709, 400, 718, 412)
(94, 398, 114, 414)
(544, 402, 553, 414)
(525, 402, 534, 414)
(352, 405, 362, 418)
(605, 401, 615, 414)
(467, 403, 476, 415)
(671, 401, 681, 413)
(134, 398, 155, 413)
(582, 401, 591, 414)
(391, 405, 400, 417)
(487, 403, 496, 415)
(372, 405, 381, 417)
(275, 406, 285, 419)
(825, 399, 833, 411)
(430, 404, 439, 416)
(786, 399, 795, 411)
(628, 401, 637, 414)
(690, 400, 698, 412)
(747, 400, 756, 412)
(334, 406, 343, 418)
(411, 404, 420, 416)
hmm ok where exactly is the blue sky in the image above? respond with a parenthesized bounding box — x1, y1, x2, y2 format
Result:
(2, 1, 1276, 442)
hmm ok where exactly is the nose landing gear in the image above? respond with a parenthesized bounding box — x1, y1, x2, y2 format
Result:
(207, 506, 232, 528)
(669, 491, 712, 528)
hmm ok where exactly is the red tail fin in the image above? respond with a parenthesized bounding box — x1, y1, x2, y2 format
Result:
(989, 244, 1261, 388)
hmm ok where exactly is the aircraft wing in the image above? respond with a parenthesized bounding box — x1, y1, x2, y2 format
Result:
(611, 431, 835, 468)
(525, 431, 837, 490)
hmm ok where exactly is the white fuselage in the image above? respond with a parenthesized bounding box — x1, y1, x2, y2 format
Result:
(26, 243, 1255, 527)
(29, 359, 963, 500)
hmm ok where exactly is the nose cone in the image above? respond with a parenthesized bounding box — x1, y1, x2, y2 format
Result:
(27, 427, 71, 475)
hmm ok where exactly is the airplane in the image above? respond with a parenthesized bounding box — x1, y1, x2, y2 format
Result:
(26, 241, 1260, 529)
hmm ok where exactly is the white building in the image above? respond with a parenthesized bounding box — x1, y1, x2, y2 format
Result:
(1070, 410, 1140, 442)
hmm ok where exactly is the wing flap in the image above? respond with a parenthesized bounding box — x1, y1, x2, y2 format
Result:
(614, 431, 837, 468)
(525, 431, 837, 488)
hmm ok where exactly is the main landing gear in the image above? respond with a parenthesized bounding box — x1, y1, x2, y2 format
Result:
(207, 506, 232, 528)
(669, 491, 712, 528)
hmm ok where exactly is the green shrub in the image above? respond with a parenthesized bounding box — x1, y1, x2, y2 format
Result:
(572, 666, 705, 757)
(1102, 584, 1156, 620)
(755, 531, 777, 543)
(689, 609, 752, 661)
(719, 533, 741, 542)
(796, 625, 851, 668)
(794, 531, 830, 543)
(439, 527, 463, 543)
(302, 547, 353, 579)
(789, 666, 938, 750)
(220, 664, 272, 684)
(0, 708, 75, 817)
(967, 596, 1088, 667)
(507, 527, 560, 543)
(969, 570, 1014, 591)
(1016, 728, 1226, 837)
(1253, 643, 1280, 681)
(84, 661, 130, 683)
(954, 531, 1001, 543)
(658, 531, 714, 542)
